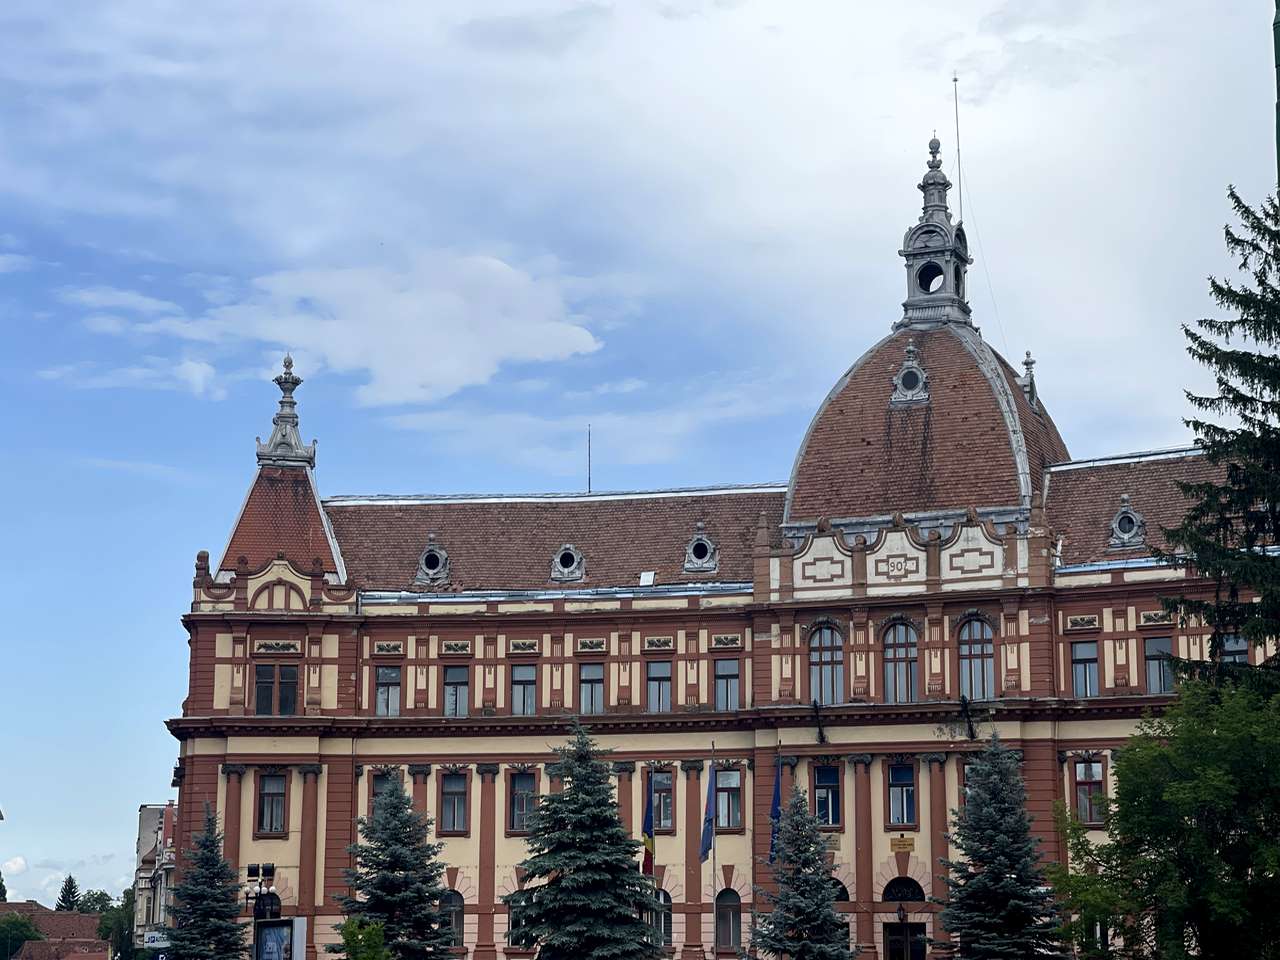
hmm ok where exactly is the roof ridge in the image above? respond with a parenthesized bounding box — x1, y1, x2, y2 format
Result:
(323, 482, 788, 506)
(1046, 445, 1201, 472)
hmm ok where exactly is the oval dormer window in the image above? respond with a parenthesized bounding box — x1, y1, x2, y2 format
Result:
(416, 538, 450, 585)
(684, 528, 719, 573)
(551, 544, 584, 581)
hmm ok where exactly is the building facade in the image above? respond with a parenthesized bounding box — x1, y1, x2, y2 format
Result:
(133, 802, 176, 949)
(168, 140, 1261, 960)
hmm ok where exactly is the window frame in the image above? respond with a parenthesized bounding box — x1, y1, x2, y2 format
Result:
(647, 767, 676, 835)
(808, 624, 845, 706)
(437, 769, 472, 837)
(442, 664, 471, 718)
(253, 663, 299, 717)
(440, 889, 465, 947)
(714, 889, 742, 950)
(713, 658, 741, 711)
(374, 665, 402, 718)
(810, 763, 842, 832)
(713, 766, 744, 833)
(649, 889, 673, 947)
(882, 622, 919, 705)
(1072, 757, 1107, 826)
(1071, 641, 1100, 697)
(506, 768, 540, 836)
(1219, 634, 1250, 664)
(368, 768, 403, 821)
(253, 768, 290, 839)
(957, 618, 996, 701)
(645, 660, 673, 714)
(578, 661, 606, 715)
(884, 759, 919, 832)
(1144, 636, 1174, 695)
(510, 663, 538, 717)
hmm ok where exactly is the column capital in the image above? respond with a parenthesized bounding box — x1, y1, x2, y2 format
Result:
(779, 755, 799, 771)
(680, 759, 704, 776)
(408, 763, 432, 778)
(846, 753, 873, 768)
(612, 760, 636, 775)
(298, 763, 323, 778)
(921, 752, 947, 767)
(476, 762, 500, 780)
(221, 763, 248, 778)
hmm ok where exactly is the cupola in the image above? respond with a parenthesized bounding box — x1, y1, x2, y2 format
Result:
(896, 136, 972, 330)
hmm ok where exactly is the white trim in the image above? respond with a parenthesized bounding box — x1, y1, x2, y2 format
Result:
(308, 467, 348, 584)
(215, 467, 261, 572)
(324, 483, 786, 507)
(361, 582, 753, 603)
(1046, 446, 1201, 473)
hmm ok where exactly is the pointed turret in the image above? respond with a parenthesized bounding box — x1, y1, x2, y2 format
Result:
(896, 136, 973, 330)
(256, 354, 316, 467)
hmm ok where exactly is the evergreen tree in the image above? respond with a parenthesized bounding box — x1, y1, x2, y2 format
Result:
(0, 866, 7, 901)
(337, 774, 453, 960)
(1159, 187, 1280, 667)
(168, 807, 247, 960)
(55, 875, 81, 911)
(750, 787, 857, 960)
(337, 918, 391, 960)
(98, 888, 137, 960)
(936, 735, 1065, 959)
(503, 722, 661, 960)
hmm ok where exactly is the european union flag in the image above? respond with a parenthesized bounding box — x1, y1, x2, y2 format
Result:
(768, 756, 782, 862)
(699, 764, 716, 863)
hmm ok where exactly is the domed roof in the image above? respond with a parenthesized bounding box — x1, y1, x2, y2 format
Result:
(784, 324, 1068, 526)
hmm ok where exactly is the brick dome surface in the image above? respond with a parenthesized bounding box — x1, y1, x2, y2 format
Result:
(784, 323, 1069, 525)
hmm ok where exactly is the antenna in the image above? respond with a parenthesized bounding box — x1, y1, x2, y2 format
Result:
(952, 71, 963, 222)
(587, 423, 592, 493)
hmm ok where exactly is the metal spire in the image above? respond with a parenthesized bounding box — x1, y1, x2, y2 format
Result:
(255, 354, 317, 467)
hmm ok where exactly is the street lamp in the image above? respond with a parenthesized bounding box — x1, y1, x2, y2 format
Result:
(244, 863, 281, 920)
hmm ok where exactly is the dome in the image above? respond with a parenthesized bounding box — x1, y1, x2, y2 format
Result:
(784, 323, 1068, 527)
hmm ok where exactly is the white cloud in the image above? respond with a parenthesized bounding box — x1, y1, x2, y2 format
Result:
(3, 855, 28, 875)
(0, 253, 34, 272)
(58, 285, 181, 314)
(38, 357, 225, 399)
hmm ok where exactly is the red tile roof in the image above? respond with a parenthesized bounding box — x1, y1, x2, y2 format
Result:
(15, 941, 109, 960)
(324, 486, 784, 592)
(785, 325, 1069, 524)
(219, 465, 340, 575)
(24, 914, 102, 941)
(1044, 449, 1221, 566)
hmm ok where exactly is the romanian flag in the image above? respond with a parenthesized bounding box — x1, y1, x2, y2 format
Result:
(641, 778, 655, 875)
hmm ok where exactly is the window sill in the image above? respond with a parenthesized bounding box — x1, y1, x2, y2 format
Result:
(818, 823, 844, 833)
(253, 831, 288, 841)
(438, 830, 470, 838)
(505, 829, 531, 838)
(715, 825, 745, 835)
(883, 822, 919, 833)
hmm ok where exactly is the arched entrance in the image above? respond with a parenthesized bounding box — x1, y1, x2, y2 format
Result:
(882, 877, 926, 960)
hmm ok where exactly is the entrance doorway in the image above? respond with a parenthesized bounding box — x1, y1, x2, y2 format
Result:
(883, 922, 926, 960)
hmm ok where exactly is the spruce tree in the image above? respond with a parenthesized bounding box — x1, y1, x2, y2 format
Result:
(936, 735, 1065, 959)
(1160, 187, 1280, 667)
(750, 787, 857, 960)
(337, 774, 453, 960)
(168, 807, 247, 960)
(0, 866, 6, 902)
(503, 722, 661, 960)
(54, 875, 80, 912)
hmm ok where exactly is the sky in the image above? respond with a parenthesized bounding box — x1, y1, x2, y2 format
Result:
(0, 0, 1273, 904)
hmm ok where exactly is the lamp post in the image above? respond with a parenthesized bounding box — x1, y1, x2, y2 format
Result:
(243, 863, 282, 960)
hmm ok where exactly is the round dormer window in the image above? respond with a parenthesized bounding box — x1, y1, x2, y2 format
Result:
(899, 368, 922, 393)
(691, 539, 710, 562)
(416, 539, 450, 584)
(1116, 513, 1137, 537)
(684, 530, 719, 573)
(551, 544, 585, 581)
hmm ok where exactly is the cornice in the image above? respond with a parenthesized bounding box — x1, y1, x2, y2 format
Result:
(166, 695, 1174, 742)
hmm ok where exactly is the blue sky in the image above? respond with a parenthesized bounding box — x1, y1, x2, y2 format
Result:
(0, 0, 1273, 902)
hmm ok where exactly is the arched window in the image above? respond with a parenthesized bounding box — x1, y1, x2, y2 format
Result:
(882, 877, 926, 902)
(441, 890, 464, 945)
(648, 889, 673, 946)
(883, 622, 918, 704)
(715, 889, 741, 949)
(958, 619, 995, 701)
(809, 625, 844, 706)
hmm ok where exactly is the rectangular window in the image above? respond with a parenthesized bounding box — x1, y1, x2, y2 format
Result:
(371, 771, 399, 819)
(579, 663, 605, 715)
(511, 664, 537, 716)
(1220, 634, 1249, 664)
(814, 765, 840, 827)
(440, 774, 468, 834)
(1145, 637, 1173, 694)
(888, 764, 916, 826)
(715, 768, 742, 829)
(509, 772, 536, 832)
(254, 665, 297, 716)
(714, 659, 740, 711)
(443, 666, 469, 717)
(375, 666, 401, 717)
(1072, 642, 1099, 698)
(1075, 760, 1105, 825)
(646, 661, 672, 713)
(650, 770, 674, 832)
(257, 773, 286, 835)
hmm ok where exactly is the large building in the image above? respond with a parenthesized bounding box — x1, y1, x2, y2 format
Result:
(167, 139, 1247, 960)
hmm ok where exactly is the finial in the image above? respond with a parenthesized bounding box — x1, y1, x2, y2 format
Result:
(256, 354, 317, 467)
(905, 338, 919, 363)
(1023, 350, 1036, 378)
(927, 135, 942, 170)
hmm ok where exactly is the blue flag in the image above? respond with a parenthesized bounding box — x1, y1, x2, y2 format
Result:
(699, 765, 716, 863)
(768, 756, 782, 862)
